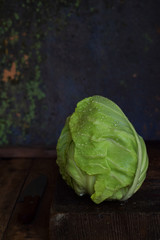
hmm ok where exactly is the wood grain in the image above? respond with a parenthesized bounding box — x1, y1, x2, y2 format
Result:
(0, 158, 32, 239)
(0, 147, 56, 159)
(3, 157, 58, 240)
(49, 142, 160, 240)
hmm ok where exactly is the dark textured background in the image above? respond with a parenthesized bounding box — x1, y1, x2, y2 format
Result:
(0, 0, 160, 146)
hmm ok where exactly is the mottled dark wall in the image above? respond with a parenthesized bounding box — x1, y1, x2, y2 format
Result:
(0, 0, 160, 146)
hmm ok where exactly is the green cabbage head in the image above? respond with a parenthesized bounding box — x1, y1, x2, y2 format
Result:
(56, 96, 149, 204)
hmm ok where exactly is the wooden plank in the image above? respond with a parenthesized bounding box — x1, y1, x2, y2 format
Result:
(50, 212, 160, 240)
(3, 157, 58, 240)
(49, 142, 160, 240)
(0, 158, 32, 239)
(0, 147, 56, 159)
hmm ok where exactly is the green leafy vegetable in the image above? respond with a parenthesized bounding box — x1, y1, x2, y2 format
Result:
(56, 96, 149, 204)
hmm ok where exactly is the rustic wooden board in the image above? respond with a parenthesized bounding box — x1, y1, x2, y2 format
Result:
(49, 143, 160, 240)
(0, 147, 56, 159)
(2, 157, 57, 240)
(0, 158, 32, 239)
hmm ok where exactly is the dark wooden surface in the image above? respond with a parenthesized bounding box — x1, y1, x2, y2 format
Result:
(0, 148, 57, 240)
(50, 142, 160, 240)
(0, 142, 159, 240)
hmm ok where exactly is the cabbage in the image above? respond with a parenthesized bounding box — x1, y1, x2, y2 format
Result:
(56, 96, 149, 204)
